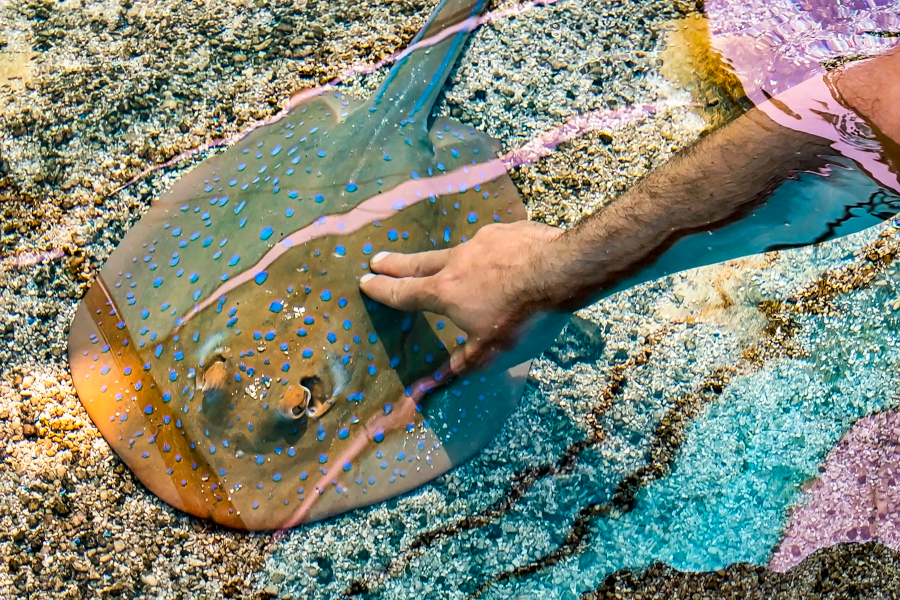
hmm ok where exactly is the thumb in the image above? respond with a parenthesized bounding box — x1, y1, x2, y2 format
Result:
(449, 336, 493, 375)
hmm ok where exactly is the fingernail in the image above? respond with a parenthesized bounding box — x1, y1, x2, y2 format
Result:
(360, 273, 375, 284)
(371, 251, 390, 265)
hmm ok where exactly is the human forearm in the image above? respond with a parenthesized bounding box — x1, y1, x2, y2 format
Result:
(541, 108, 836, 311)
(360, 47, 900, 373)
(542, 48, 900, 312)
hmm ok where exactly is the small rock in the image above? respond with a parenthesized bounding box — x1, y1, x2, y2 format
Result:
(72, 561, 90, 572)
(140, 574, 159, 587)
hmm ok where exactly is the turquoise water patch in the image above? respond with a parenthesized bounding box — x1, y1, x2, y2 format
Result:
(487, 274, 900, 598)
(586, 361, 890, 571)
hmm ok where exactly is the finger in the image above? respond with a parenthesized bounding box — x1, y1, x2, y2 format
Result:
(370, 249, 451, 278)
(450, 342, 472, 376)
(359, 273, 442, 313)
(450, 338, 492, 375)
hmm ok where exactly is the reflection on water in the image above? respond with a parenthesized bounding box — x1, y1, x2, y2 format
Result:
(608, 66, 900, 295)
(706, 0, 900, 105)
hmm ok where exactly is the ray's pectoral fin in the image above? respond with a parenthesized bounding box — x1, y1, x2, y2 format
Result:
(430, 115, 502, 155)
(367, 303, 444, 387)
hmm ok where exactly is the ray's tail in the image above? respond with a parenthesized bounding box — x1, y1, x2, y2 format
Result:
(373, 0, 488, 125)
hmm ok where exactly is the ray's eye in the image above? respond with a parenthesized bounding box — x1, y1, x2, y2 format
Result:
(301, 375, 335, 419)
(278, 385, 311, 421)
(198, 352, 228, 393)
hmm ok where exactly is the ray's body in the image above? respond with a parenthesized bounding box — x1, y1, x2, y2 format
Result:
(67, 0, 530, 530)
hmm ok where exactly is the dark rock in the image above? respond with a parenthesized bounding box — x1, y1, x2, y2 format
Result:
(545, 315, 606, 368)
(315, 556, 333, 585)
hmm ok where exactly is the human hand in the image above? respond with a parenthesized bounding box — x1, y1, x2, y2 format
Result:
(359, 220, 569, 374)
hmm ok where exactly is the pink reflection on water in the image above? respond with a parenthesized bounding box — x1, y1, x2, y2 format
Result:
(757, 74, 900, 194)
(500, 104, 661, 169)
(771, 410, 900, 572)
(1, 248, 65, 270)
(705, 0, 900, 105)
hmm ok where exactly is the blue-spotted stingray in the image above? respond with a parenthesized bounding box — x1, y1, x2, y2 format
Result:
(67, 0, 529, 530)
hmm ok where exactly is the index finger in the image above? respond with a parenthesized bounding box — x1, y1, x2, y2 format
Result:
(370, 248, 450, 278)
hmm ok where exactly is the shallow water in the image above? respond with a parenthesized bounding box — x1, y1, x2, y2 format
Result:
(2, 0, 900, 598)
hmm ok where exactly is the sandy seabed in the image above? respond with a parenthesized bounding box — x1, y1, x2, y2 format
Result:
(1, 0, 900, 598)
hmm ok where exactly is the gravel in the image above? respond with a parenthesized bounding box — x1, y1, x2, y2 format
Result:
(1, 0, 899, 598)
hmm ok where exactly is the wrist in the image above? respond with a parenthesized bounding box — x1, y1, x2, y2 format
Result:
(532, 225, 599, 313)
(511, 222, 571, 314)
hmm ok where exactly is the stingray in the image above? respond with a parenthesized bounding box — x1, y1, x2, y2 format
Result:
(67, 0, 530, 530)
(68, 0, 900, 532)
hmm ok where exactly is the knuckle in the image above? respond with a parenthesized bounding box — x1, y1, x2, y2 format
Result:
(432, 275, 451, 299)
(396, 253, 414, 272)
(465, 342, 486, 370)
(412, 259, 431, 278)
(386, 255, 406, 276)
(421, 286, 442, 311)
